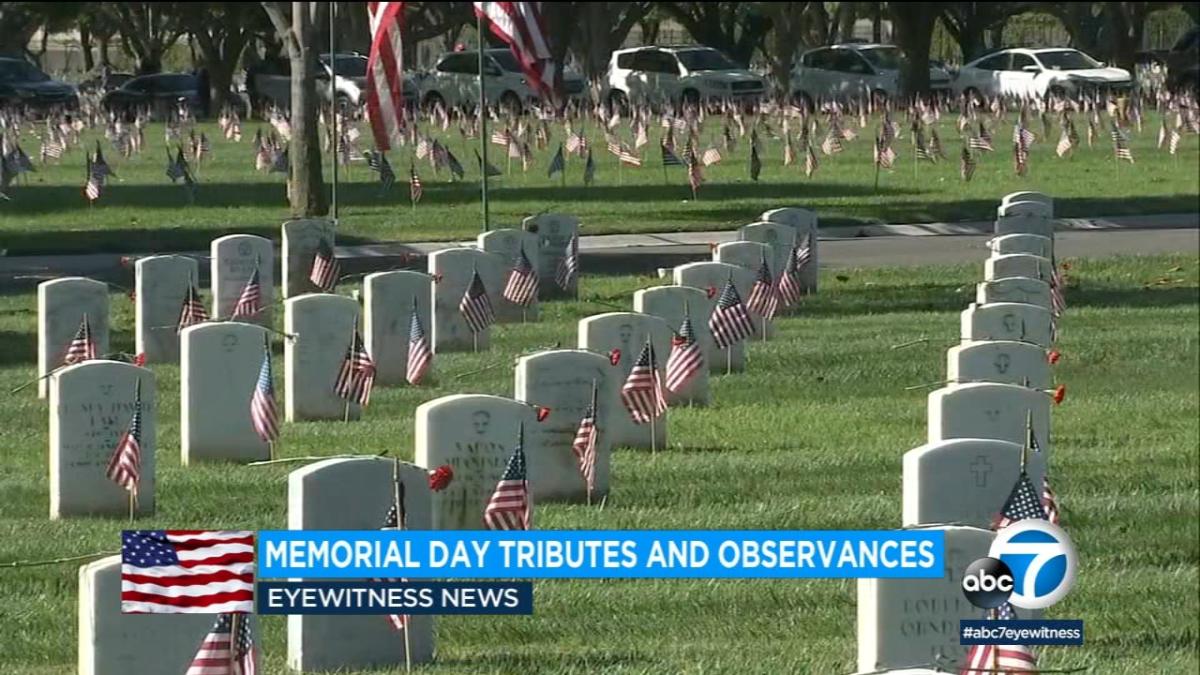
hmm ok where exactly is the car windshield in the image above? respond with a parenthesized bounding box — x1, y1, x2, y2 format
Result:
(676, 49, 737, 71)
(859, 47, 905, 71)
(1036, 50, 1102, 70)
(0, 60, 50, 83)
(331, 56, 367, 77)
(489, 50, 522, 73)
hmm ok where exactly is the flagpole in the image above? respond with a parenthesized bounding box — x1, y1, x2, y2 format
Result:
(264, 331, 277, 461)
(587, 378, 597, 506)
(391, 457, 412, 673)
(647, 336, 657, 455)
(343, 321, 354, 423)
(329, 1, 338, 225)
(477, 7, 491, 232)
(129, 377, 141, 522)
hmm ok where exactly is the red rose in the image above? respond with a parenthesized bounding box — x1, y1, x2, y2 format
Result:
(1047, 349, 1061, 365)
(134, 353, 146, 367)
(1051, 384, 1066, 405)
(609, 349, 621, 365)
(536, 406, 551, 422)
(428, 465, 454, 491)
(706, 286, 717, 299)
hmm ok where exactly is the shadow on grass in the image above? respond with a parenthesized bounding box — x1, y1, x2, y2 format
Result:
(434, 651, 651, 672)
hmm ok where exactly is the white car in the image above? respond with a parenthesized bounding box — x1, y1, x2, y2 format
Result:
(606, 46, 766, 106)
(954, 48, 1132, 100)
(252, 58, 363, 109)
(791, 44, 951, 105)
(420, 48, 585, 112)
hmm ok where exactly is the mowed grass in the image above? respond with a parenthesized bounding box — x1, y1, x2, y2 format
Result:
(0, 255, 1196, 674)
(0, 111, 1198, 255)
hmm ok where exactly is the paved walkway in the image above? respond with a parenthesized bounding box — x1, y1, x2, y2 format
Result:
(1, 212, 1196, 289)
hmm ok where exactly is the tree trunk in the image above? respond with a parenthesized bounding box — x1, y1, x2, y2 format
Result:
(289, 1, 328, 217)
(872, 3, 883, 42)
(837, 3, 857, 42)
(891, 3, 940, 96)
(99, 35, 111, 66)
(81, 24, 95, 72)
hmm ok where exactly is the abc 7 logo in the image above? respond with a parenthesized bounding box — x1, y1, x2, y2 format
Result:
(962, 520, 1077, 610)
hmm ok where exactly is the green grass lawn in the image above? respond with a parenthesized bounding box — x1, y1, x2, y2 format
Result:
(0, 112, 1197, 255)
(0, 255, 1196, 673)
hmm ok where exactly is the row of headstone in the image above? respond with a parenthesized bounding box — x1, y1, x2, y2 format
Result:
(855, 192, 1058, 673)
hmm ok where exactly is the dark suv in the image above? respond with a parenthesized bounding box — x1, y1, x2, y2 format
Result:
(1167, 27, 1199, 93)
(0, 57, 78, 109)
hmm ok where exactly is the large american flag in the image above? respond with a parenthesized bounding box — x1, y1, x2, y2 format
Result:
(121, 530, 255, 614)
(185, 613, 257, 675)
(178, 282, 210, 333)
(993, 471, 1048, 530)
(405, 303, 432, 385)
(366, 2, 406, 151)
(473, 2, 557, 98)
(231, 266, 262, 319)
(64, 313, 97, 364)
(665, 314, 704, 393)
(570, 385, 599, 498)
(460, 270, 495, 333)
(960, 603, 1038, 675)
(708, 278, 755, 348)
(335, 328, 376, 407)
(309, 240, 340, 292)
(503, 249, 539, 307)
(621, 341, 667, 424)
(746, 256, 780, 320)
(105, 381, 143, 494)
(555, 233, 579, 291)
(249, 340, 278, 444)
(483, 426, 531, 530)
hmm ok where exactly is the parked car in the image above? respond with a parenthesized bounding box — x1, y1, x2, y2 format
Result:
(102, 72, 204, 115)
(953, 48, 1132, 100)
(320, 52, 369, 90)
(420, 48, 585, 112)
(250, 58, 364, 110)
(791, 43, 951, 106)
(606, 45, 765, 107)
(0, 57, 78, 109)
(77, 70, 134, 96)
(1166, 26, 1199, 93)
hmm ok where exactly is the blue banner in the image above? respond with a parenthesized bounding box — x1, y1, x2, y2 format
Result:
(257, 581, 533, 615)
(256, 530, 944, 579)
(960, 620, 1084, 646)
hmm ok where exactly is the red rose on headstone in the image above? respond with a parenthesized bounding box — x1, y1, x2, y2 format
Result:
(1047, 349, 1061, 365)
(608, 349, 621, 365)
(428, 465, 454, 491)
(536, 406, 551, 422)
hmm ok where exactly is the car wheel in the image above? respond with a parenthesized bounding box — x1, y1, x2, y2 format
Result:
(963, 87, 984, 107)
(500, 91, 522, 115)
(422, 91, 445, 112)
(791, 91, 814, 113)
(607, 89, 628, 114)
(681, 88, 701, 107)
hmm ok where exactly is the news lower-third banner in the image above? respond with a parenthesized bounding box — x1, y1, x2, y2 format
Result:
(257, 530, 944, 579)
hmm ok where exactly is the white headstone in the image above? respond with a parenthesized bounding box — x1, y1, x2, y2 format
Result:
(134, 255, 197, 364)
(761, 207, 818, 291)
(739, 221, 796, 289)
(523, 212, 579, 299)
(50, 361, 155, 518)
(928, 383, 1051, 456)
(181, 322, 272, 464)
(38, 277, 110, 398)
(427, 247, 505, 352)
(976, 278, 1052, 310)
(987, 233, 1052, 259)
(856, 526, 994, 673)
(79, 555, 252, 675)
(998, 195, 1053, 217)
(281, 218, 334, 299)
(287, 457, 434, 672)
(211, 234, 274, 326)
(363, 271, 433, 385)
(479, 228, 542, 323)
(984, 254, 1051, 283)
(961, 302, 1053, 348)
(415, 394, 537, 529)
(672, 262, 754, 371)
(577, 312, 671, 449)
(903, 438, 1046, 528)
(514, 349, 618, 501)
(284, 293, 361, 421)
(995, 211, 1054, 240)
(947, 340, 1051, 389)
(632, 285, 712, 403)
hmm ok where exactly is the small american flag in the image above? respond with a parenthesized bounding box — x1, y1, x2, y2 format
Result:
(1168, 127, 1182, 155)
(334, 328, 375, 406)
(873, 135, 895, 169)
(778, 246, 804, 308)
(665, 314, 704, 393)
(121, 530, 254, 614)
(1049, 258, 1066, 316)
(483, 425, 531, 530)
(555, 233, 579, 291)
(379, 484, 409, 632)
(701, 147, 722, 166)
(960, 604, 1038, 675)
(178, 283, 209, 333)
(1013, 124, 1032, 177)
(803, 141, 819, 177)
(459, 270, 495, 333)
(367, 150, 395, 190)
(708, 278, 755, 348)
(406, 303, 432, 385)
(583, 148, 595, 185)
(970, 122, 994, 152)
(571, 384, 599, 498)
(661, 141, 683, 167)
(617, 148, 642, 166)
(309, 240, 340, 292)
(783, 135, 795, 165)
(231, 266, 262, 319)
(820, 131, 843, 156)
(409, 164, 423, 203)
(1042, 474, 1060, 525)
(491, 128, 510, 147)
(503, 249, 539, 307)
(105, 380, 143, 494)
(269, 145, 288, 174)
(547, 143, 565, 177)
(993, 471, 1048, 530)
(186, 613, 257, 675)
(746, 256, 780, 320)
(83, 157, 104, 202)
(749, 143, 762, 182)
(165, 147, 190, 182)
(64, 313, 97, 364)
(1111, 123, 1134, 163)
(914, 130, 936, 163)
(960, 146, 976, 182)
(685, 142, 703, 196)
(621, 340, 667, 424)
(250, 339, 278, 444)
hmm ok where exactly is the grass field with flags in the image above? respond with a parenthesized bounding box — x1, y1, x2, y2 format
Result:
(0, 110, 1197, 256)
(0, 256, 1195, 674)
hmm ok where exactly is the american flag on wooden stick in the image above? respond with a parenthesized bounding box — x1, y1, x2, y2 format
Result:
(178, 282, 209, 333)
(335, 327, 376, 406)
(1042, 474, 1060, 526)
(231, 265, 263, 319)
(1111, 122, 1134, 163)
(555, 233, 579, 291)
(483, 423, 532, 530)
(708, 277, 755, 348)
(993, 470, 1048, 530)
(503, 249, 539, 307)
(746, 255, 780, 320)
(365, 2, 406, 151)
(185, 613, 257, 675)
(460, 269, 495, 333)
(105, 379, 143, 495)
(665, 313, 704, 394)
(960, 146, 976, 182)
(250, 337, 278, 444)
(121, 530, 254, 614)
(406, 300, 432, 385)
(64, 313, 97, 364)
(571, 383, 599, 499)
(960, 603, 1038, 675)
(309, 240, 340, 292)
(620, 340, 667, 424)
(379, 476, 409, 631)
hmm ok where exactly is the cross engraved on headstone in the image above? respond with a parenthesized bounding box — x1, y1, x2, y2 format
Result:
(100, 384, 113, 396)
(994, 353, 1011, 373)
(970, 455, 992, 487)
(1002, 313, 1017, 332)
(984, 409, 1001, 422)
